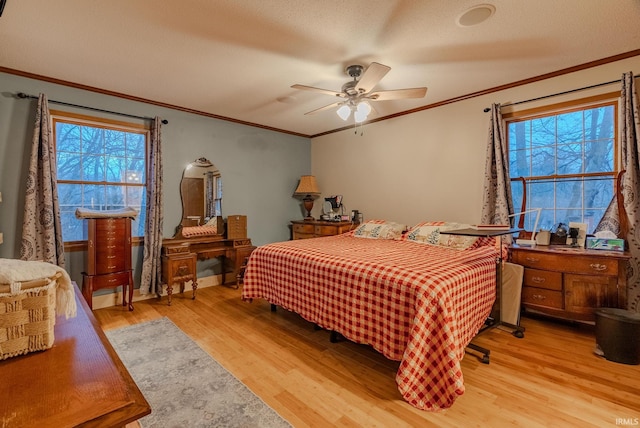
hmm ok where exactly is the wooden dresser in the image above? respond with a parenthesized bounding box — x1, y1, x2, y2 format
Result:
(291, 219, 357, 240)
(0, 283, 151, 426)
(511, 245, 630, 322)
(82, 217, 135, 311)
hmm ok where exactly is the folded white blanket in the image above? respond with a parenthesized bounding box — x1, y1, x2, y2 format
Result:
(0, 258, 77, 319)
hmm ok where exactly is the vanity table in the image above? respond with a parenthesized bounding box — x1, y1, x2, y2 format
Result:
(161, 235, 254, 305)
(160, 157, 255, 305)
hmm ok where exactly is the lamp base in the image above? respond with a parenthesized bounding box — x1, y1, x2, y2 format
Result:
(303, 197, 315, 220)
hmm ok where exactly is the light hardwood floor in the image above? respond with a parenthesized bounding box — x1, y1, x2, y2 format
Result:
(95, 285, 640, 428)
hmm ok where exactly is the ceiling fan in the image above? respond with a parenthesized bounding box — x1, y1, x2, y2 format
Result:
(291, 62, 427, 123)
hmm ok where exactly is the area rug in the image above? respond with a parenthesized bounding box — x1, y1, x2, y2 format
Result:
(105, 317, 292, 428)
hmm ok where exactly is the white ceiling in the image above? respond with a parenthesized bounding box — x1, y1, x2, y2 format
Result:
(1, 0, 639, 137)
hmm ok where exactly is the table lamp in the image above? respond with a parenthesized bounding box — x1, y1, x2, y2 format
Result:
(293, 175, 321, 220)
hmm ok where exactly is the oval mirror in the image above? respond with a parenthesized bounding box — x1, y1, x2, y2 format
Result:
(174, 157, 224, 239)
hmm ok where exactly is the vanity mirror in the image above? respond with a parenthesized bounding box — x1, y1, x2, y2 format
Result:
(174, 157, 224, 239)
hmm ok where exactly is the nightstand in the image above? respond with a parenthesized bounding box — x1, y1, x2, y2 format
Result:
(290, 219, 357, 240)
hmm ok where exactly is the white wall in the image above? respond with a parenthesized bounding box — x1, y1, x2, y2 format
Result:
(312, 56, 640, 228)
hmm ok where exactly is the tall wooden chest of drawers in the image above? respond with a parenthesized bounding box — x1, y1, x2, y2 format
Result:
(511, 245, 630, 322)
(82, 217, 134, 311)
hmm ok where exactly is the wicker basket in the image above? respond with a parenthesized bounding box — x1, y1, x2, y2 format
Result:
(0, 274, 59, 360)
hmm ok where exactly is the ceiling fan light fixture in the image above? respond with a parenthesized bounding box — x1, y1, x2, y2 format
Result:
(337, 104, 351, 120)
(354, 110, 368, 123)
(356, 101, 371, 116)
(354, 101, 371, 123)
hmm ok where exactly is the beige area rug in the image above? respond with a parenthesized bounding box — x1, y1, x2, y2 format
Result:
(106, 317, 292, 428)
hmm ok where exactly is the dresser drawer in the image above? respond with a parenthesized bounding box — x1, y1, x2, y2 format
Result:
(523, 268, 562, 291)
(562, 257, 619, 276)
(522, 286, 564, 309)
(293, 232, 314, 240)
(95, 246, 127, 274)
(511, 251, 562, 270)
(90, 271, 131, 290)
(293, 223, 314, 234)
(163, 253, 196, 281)
(315, 225, 339, 236)
(96, 218, 126, 234)
(512, 250, 619, 276)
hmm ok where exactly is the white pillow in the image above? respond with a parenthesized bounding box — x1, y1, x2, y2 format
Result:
(352, 221, 406, 239)
(404, 221, 480, 249)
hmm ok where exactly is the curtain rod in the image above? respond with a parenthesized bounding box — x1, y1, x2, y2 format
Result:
(16, 92, 168, 124)
(483, 74, 640, 112)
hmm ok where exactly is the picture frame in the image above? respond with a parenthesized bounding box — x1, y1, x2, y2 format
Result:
(566, 222, 588, 247)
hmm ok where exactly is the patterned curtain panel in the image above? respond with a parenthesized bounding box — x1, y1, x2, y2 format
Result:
(139, 117, 164, 295)
(620, 72, 640, 312)
(205, 171, 215, 219)
(481, 103, 514, 226)
(596, 72, 640, 311)
(20, 93, 65, 268)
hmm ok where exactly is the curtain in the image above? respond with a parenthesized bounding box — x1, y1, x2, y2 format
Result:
(20, 93, 65, 268)
(481, 103, 514, 226)
(139, 117, 164, 295)
(205, 171, 215, 219)
(595, 72, 640, 312)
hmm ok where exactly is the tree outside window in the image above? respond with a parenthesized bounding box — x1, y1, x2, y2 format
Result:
(52, 111, 148, 242)
(507, 97, 618, 234)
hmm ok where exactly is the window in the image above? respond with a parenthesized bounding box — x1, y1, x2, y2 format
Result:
(52, 111, 148, 243)
(506, 94, 618, 234)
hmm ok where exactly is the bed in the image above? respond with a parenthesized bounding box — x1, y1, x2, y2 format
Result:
(241, 220, 500, 411)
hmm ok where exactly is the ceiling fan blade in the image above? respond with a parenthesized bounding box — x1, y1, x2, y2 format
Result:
(354, 62, 391, 93)
(291, 84, 345, 98)
(368, 87, 427, 101)
(304, 101, 342, 115)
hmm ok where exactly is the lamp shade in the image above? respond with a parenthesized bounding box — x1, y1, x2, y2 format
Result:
(293, 175, 320, 198)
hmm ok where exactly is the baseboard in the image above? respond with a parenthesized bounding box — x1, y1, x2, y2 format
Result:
(90, 274, 223, 310)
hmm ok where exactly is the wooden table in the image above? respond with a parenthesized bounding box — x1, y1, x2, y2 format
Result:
(0, 283, 150, 427)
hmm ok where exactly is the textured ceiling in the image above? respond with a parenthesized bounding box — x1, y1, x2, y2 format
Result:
(1, 0, 639, 137)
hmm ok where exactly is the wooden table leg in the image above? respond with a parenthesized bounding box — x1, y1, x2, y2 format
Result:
(167, 282, 173, 306)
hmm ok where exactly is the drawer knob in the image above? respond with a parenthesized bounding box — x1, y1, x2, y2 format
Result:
(108, 265, 117, 270)
(525, 257, 540, 263)
(532, 294, 546, 300)
(532, 276, 546, 284)
(590, 263, 607, 271)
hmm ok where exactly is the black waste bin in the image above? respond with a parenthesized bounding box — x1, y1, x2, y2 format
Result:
(595, 308, 640, 365)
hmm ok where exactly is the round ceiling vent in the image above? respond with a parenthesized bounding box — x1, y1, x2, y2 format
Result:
(457, 4, 496, 27)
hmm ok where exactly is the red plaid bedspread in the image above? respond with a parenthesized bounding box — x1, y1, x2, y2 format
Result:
(241, 234, 497, 411)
